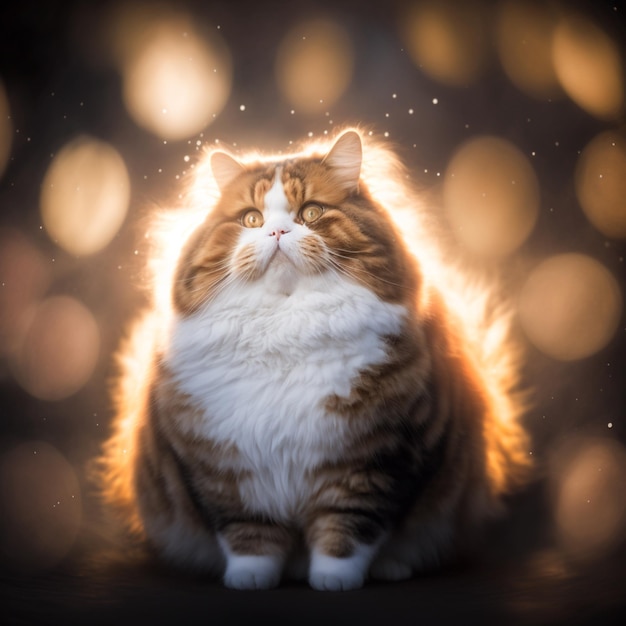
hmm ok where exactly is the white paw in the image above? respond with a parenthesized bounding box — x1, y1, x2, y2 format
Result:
(223, 554, 282, 590)
(308, 545, 377, 592)
(309, 570, 365, 591)
(369, 557, 412, 581)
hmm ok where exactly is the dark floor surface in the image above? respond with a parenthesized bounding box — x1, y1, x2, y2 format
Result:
(2, 481, 625, 626)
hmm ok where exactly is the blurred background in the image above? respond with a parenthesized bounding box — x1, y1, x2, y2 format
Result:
(0, 0, 625, 624)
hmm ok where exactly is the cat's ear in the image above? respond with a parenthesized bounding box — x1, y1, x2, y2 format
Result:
(211, 151, 246, 191)
(322, 131, 362, 192)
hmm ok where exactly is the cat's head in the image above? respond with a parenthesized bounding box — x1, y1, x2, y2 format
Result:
(173, 130, 418, 314)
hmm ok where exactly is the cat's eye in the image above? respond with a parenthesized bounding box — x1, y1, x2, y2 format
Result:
(300, 203, 324, 224)
(241, 209, 264, 228)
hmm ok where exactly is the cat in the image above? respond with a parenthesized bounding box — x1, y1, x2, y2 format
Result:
(96, 129, 531, 591)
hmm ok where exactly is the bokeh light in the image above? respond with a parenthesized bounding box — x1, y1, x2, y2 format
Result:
(443, 136, 539, 257)
(0, 230, 50, 357)
(275, 18, 354, 115)
(0, 78, 11, 179)
(0, 441, 82, 573)
(552, 13, 624, 120)
(11, 296, 100, 401)
(40, 136, 130, 257)
(550, 437, 626, 560)
(402, 0, 489, 86)
(495, 0, 561, 99)
(114, 6, 232, 140)
(575, 131, 626, 239)
(519, 254, 622, 361)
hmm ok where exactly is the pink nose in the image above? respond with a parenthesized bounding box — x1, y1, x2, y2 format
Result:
(269, 228, 289, 241)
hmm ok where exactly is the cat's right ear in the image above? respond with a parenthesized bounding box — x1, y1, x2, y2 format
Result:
(211, 151, 246, 191)
(322, 130, 362, 193)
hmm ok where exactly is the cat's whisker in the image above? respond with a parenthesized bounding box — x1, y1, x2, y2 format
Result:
(326, 251, 408, 291)
(171, 261, 233, 284)
(185, 271, 241, 308)
(333, 261, 406, 290)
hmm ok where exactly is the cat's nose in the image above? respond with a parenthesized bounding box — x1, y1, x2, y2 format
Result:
(269, 228, 290, 241)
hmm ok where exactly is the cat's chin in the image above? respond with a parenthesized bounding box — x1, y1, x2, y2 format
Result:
(258, 253, 302, 296)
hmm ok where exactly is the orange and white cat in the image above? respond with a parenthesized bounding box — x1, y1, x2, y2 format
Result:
(97, 129, 531, 590)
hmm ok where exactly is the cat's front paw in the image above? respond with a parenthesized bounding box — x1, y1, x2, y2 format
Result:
(309, 570, 365, 591)
(223, 554, 282, 590)
(308, 550, 371, 591)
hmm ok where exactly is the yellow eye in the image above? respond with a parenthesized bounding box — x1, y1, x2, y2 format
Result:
(242, 209, 264, 228)
(300, 203, 324, 224)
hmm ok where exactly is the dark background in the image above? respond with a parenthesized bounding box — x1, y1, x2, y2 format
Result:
(1, 0, 625, 624)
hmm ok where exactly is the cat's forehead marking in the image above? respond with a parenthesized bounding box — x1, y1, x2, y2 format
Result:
(283, 175, 305, 206)
(264, 167, 290, 214)
(252, 178, 272, 208)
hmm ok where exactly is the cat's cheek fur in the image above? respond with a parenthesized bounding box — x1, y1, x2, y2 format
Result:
(309, 543, 380, 591)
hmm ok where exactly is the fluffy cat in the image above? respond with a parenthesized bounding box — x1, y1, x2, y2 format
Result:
(96, 129, 531, 590)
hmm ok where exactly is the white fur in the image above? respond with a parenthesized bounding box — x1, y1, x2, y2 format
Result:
(165, 171, 407, 522)
(309, 542, 379, 591)
(264, 167, 290, 214)
(218, 535, 283, 590)
(166, 270, 406, 521)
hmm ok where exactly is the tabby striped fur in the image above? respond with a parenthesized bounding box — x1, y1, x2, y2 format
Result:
(97, 130, 531, 590)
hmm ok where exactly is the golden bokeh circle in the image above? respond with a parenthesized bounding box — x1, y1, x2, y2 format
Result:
(519, 254, 622, 361)
(402, 0, 489, 86)
(275, 19, 353, 114)
(0, 441, 82, 573)
(552, 14, 624, 120)
(495, 0, 561, 99)
(550, 437, 626, 559)
(443, 136, 539, 257)
(121, 16, 232, 140)
(40, 136, 130, 256)
(13, 296, 100, 401)
(575, 131, 626, 239)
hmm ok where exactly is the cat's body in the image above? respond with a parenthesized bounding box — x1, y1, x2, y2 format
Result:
(98, 130, 531, 590)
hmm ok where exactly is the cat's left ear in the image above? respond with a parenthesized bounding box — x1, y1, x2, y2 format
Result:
(211, 151, 246, 191)
(322, 131, 362, 193)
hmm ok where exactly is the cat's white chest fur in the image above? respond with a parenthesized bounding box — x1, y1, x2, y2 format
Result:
(165, 269, 406, 520)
